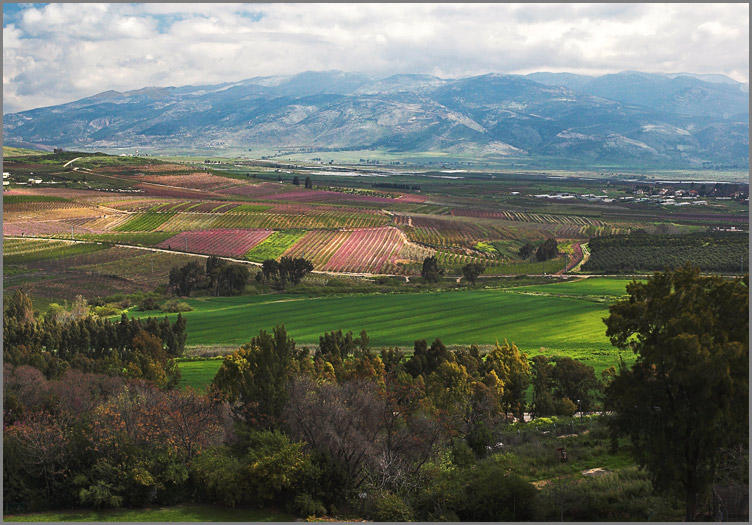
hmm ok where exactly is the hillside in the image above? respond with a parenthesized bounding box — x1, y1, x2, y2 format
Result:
(3, 70, 748, 168)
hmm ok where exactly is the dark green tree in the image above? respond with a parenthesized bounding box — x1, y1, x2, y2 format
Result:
(206, 256, 228, 296)
(168, 261, 206, 297)
(217, 265, 250, 296)
(304, 176, 313, 189)
(530, 355, 556, 418)
(292, 176, 300, 186)
(212, 325, 304, 428)
(604, 266, 748, 521)
(535, 238, 559, 262)
(551, 357, 601, 413)
(421, 256, 443, 283)
(461, 263, 484, 284)
(278, 257, 313, 289)
(518, 242, 535, 260)
(261, 259, 280, 283)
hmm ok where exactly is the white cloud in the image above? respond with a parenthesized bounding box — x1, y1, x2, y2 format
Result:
(3, 2, 748, 113)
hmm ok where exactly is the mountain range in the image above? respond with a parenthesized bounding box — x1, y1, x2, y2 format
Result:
(3, 70, 749, 168)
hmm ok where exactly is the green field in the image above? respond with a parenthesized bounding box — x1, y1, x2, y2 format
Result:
(177, 359, 224, 390)
(244, 229, 306, 262)
(3, 239, 107, 265)
(3, 503, 293, 522)
(114, 212, 176, 232)
(133, 278, 632, 372)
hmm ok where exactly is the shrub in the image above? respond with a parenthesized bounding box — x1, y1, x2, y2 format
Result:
(290, 493, 327, 518)
(138, 297, 161, 311)
(372, 491, 415, 522)
(160, 300, 193, 313)
(555, 397, 578, 417)
(189, 446, 246, 507)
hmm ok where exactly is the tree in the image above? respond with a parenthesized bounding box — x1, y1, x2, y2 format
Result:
(6, 289, 35, 324)
(212, 325, 304, 428)
(304, 176, 313, 189)
(292, 176, 300, 186)
(206, 256, 228, 296)
(261, 259, 279, 283)
(461, 263, 484, 284)
(551, 357, 601, 413)
(482, 340, 531, 420)
(603, 266, 748, 521)
(421, 256, 443, 283)
(535, 238, 559, 262)
(278, 257, 313, 289)
(217, 265, 250, 296)
(518, 242, 535, 260)
(168, 261, 206, 297)
(530, 355, 556, 418)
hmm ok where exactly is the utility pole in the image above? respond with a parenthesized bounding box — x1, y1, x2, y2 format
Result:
(564, 252, 568, 274)
(185, 236, 188, 252)
(71, 225, 74, 240)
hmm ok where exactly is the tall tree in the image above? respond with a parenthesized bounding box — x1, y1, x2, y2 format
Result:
(604, 266, 748, 521)
(304, 176, 313, 189)
(292, 176, 300, 186)
(461, 263, 484, 284)
(421, 256, 443, 283)
(535, 238, 559, 262)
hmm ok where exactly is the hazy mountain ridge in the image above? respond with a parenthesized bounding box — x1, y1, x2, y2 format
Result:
(4, 70, 748, 167)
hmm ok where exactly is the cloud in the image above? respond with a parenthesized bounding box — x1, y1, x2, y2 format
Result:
(3, 3, 748, 114)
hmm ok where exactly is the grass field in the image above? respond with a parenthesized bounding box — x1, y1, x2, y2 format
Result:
(244, 229, 307, 262)
(3, 503, 293, 522)
(133, 278, 632, 372)
(177, 359, 224, 390)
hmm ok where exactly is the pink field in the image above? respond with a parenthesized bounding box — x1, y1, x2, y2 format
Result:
(323, 227, 406, 273)
(156, 229, 273, 257)
(131, 173, 246, 192)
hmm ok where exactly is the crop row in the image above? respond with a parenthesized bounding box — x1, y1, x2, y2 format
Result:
(156, 229, 273, 257)
(451, 208, 606, 226)
(3, 239, 107, 265)
(244, 230, 308, 262)
(282, 230, 354, 268)
(115, 212, 177, 232)
(323, 227, 405, 274)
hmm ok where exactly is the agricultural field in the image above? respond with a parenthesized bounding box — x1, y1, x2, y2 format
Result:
(244, 229, 307, 262)
(130, 279, 628, 373)
(156, 228, 273, 257)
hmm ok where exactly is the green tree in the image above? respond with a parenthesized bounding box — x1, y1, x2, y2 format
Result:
(421, 256, 443, 283)
(304, 176, 313, 189)
(261, 259, 279, 283)
(461, 263, 484, 284)
(604, 266, 748, 521)
(518, 242, 535, 260)
(6, 289, 35, 324)
(535, 238, 559, 262)
(530, 355, 556, 418)
(292, 176, 300, 186)
(278, 256, 313, 289)
(206, 256, 228, 296)
(168, 261, 206, 297)
(212, 325, 304, 428)
(551, 357, 601, 413)
(482, 340, 531, 420)
(217, 265, 250, 296)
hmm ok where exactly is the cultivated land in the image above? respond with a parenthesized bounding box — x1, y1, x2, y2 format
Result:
(2, 149, 747, 374)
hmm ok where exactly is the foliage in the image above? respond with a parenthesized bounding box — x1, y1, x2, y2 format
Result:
(160, 300, 193, 313)
(536, 238, 559, 262)
(211, 325, 306, 428)
(421, 256, 444, 282)
(168, 261, 206, 297)
(604, 265, 749, 520)
(461, 262, 484, 283)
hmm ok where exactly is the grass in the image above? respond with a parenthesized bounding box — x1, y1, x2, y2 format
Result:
(129, 278, 628, 372)
(3, 503, 294, 522)
(244, 229, 307, 262)
(177, 358, 224, 390)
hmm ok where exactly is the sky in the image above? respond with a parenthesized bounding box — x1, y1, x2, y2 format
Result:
(3, 3, 749, 114)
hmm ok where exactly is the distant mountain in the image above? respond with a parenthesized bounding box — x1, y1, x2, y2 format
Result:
(4, 70, 748, 168)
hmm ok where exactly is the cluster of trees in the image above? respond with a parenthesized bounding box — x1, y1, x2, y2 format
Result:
(3, 290, 186, 387)
(372, 182, 421, 191)
(258, 256, 314, 290)
(518, 238, 559, 261)
(4, 366, 231, 514)
(583, 231, 748, 274)
(4, 266, 746, 521)
(207, 325, 551, 519)
(169, 257, 251, 297)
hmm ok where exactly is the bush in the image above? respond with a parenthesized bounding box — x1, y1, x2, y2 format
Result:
(372, 491, 415, 522)
(555, 397, 578, 417)
(290, 493, 327, 518)
(138, 297, 161, 311)
(189, 446, 246, 507)
(160, 300, 193, 313)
